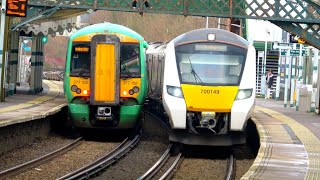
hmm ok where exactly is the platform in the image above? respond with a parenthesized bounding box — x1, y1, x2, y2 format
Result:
(242, 98, 320, 180)
(0, 80, 67, 128)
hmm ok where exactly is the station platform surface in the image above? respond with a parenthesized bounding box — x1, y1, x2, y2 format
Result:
(242, 98, 320, 180)
(0, 80, 67, 128)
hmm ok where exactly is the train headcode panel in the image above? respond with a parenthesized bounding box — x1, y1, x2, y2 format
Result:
(6, 0, 28, 17)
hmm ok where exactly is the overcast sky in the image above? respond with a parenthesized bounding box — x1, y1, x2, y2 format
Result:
(247, 19, 283, 43)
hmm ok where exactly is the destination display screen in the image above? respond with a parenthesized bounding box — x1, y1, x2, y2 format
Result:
(195, 44, 227, 52)
(74, 46, 90, 53)
(6, 0, 28, 17)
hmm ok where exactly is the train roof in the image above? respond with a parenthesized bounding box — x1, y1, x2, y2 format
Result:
(172, 28, 249, 48)
(70, 22, 144, 41)
(146, 42, 167, 54)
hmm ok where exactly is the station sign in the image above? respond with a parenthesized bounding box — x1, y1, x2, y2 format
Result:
(272, 42, 293, 50)
(280, 49, 287, 56)
(280, 49, 305, 56)
(290, 49, 305, 56)
(6, 0, 28, 17)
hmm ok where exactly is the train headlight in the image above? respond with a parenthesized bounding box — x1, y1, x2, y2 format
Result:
(167, 85, 183, 98)
(207, 33, 216, 41)
(236, 89, 253, 100)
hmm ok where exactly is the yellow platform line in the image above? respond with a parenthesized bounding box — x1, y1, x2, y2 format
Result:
(255, 106, 320, 180)
(0, 80, 60, 114)
(241, 117, 273, 179)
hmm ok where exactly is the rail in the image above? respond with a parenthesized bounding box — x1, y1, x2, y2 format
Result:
(58, 130, 143, 180)
(0, 137, 82, 179)
(225, 154, 235, 180)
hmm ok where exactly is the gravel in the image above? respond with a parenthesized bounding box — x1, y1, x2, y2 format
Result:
(173, 146, 229, 180)
(235, 159, 255, 180)
(10, 140, 119, 180)
(174, 158, 228, 180)
(0, 134, 74, 172)
(173, 146, 255, 180)
(94, 134, 169, 180)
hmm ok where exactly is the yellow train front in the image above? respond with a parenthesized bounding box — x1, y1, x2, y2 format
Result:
(146, 29, 256, 146)
(64, 23, 148, 129)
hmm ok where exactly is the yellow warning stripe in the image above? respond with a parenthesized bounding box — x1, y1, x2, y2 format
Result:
(255, 106, 320, 180)
(0, 80, 60, 114)
(241, 117, 272, 179)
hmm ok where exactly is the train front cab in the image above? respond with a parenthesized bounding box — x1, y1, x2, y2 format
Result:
(162, 38, 256, 146)
(66, 34, 148, 129)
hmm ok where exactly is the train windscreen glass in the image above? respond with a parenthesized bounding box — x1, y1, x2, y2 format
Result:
(120, 43, 140, 78)
(175, 43, 247, 85)
(70, 43, 91, 77)
(70, 42, 140, 78)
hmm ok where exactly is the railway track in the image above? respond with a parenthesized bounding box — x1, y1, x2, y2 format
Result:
(57, 130, 143, 180)
(43, 71, 64, 81)
(138, 143, 183, 180)
(144, 110, 237, 180)
(0, 137, 82, 179)
(226, 154, 235, 180)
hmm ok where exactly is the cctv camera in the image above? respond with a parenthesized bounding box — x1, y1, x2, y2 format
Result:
(1, 7, 6, 12)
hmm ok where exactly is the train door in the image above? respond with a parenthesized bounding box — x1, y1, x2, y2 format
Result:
(90, 35, 120, 105)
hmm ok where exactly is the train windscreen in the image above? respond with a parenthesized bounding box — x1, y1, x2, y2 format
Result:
(175, 43, 247, 85)
(120, 43, 141, 78)
(70, 42, 140, 78)
(70, 43, 91, 77)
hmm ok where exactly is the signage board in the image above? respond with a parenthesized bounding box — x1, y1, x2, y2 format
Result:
(6, 0, 28, 17)
(280, 57, 286, 84)
(272, 42, 293, 50)
(280, 49, 305, 56)
(280, 49, 287, 56)
(290, 49, 305, 56)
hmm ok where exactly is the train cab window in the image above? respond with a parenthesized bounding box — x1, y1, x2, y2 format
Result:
(120, 43, 140, 78)
(175, 43, 247, 85)
(70, 43, 91, 77)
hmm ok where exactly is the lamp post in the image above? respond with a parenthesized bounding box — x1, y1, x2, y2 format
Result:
(261, 29, 270, 98)
(206, 17, 209, 28)
(0, 0, 8, 101)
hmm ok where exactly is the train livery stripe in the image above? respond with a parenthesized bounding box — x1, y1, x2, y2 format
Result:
(94, 44, 116, 102)
(73, 33, 139, 43)
(181, 84, 238, 112)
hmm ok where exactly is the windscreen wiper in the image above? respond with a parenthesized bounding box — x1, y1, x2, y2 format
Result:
(121, 61, 132, 79)
(78, 69, 85, 77)
(188, 57, 204, 85)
